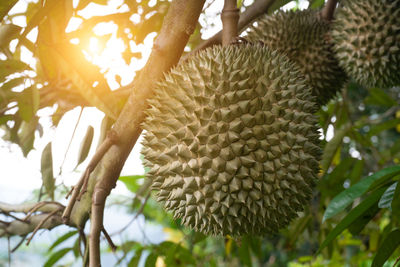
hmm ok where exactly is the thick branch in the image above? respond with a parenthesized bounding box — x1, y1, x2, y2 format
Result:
(189, 0, 276, 55)
(88, 0, 206, 266)
(221, 0, 240, 45)
(321, 0, 338, 21)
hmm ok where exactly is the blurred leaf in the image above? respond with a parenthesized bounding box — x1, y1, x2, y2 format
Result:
(310, 0, 325, 9)
(321, 124, 351, 173)
(365, 87, 397, 107)
(367, 118, 400, 137)
(392, 181, 400, 217)
(49, 230, 78, 252)
(238, 238, 252, 267)
(144, 252, 157, 267)
(323, 165, 400, 222)
(18, 85, 40, 122)
(378, 182, 397, 209)
(76, 125, 94, 166)
(128, 247, 143, 267)
(372, 229, 400, 267)
(119, 175, 145, 193)
(318, 186, 386, 252)
(41, 142, 55, 200)
(18, 116, 38, 156)
(93, 0, 108, 5)
(0, 0, 18, 22)
(0, 24, 22, 48)
(43, 247, 71, 267)
(0, 59, 30, 80)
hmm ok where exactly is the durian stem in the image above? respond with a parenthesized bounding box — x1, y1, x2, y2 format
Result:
(86, 0, 205, 266)
(222, 0, 240, 45)
(321, 0, 338, 21)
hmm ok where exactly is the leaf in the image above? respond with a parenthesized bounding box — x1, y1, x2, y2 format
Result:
(43, 247, 71, 267)
(238, 238, 252, 267)
(0, 0, 18, 22)
(321, 124, 351, 173)
(41, 142, 55, 200)
(76, 125, 94, 166)
(392, 181, 400, 217)
(18, 116, 39, 156)
(348, 202, 379, 235)
(0, 24, 22, 48)
(128, 248, 143, 267)
(378, 182, 398, 209)
(318, 186, 386, 253)
(0, 59, 30, 80)
(144, 252, 157, 267)
(372, 229, 400, 267)
(365, 87, 397, 107)
(48, 230, 78, 252)
(368, 118, 400, 137)
(18, 85, 40, 122)
(119, 175, 145, 193)
(322, 165, 400, 222)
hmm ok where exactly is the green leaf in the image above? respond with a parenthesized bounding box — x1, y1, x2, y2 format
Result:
(18, 85, 40, 122)
(18, 116, 39, 156)
(41, 142, 55, 200)
(48, 230, 78, 252)
(322, 165, 400, 222)
(348, 202, 379, 235)
(318, 186, 386, 253)
(365, 87, 397, 107)
(238, 238, 252, 267)
(321, 124, 351, 173)
(372, 229, 400, 267)
(76, 125, 94, 166)
(392, 181, 400, 217)
(378, 182, 398, 209)
(144, 252, 157, 267)
(119, 175, 145, 193)
(43, 247, 71, 267)
(368, 118, 400, 138)
(128, 248, 143, 267)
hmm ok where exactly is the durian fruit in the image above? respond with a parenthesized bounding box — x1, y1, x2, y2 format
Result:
(141, 44, 322, 236)
(331, 0, 400, 88)
(245, 10, 346, 105)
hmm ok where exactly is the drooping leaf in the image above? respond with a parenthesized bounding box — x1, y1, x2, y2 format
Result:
(76, 125, 94, 166)
(368, 118, 400, 138)
(48, 230, 78, 252)
(0, 24, 22, 48)
(318, 186, 387, 252)
(0, 59, 30, 80)
(144, 252, 157, 267)
(348, 202, 380, 235)
(378, 182, 398, 209)
(43, 247, 71, 267)
(41, 142, 55, 200)
(322, 165, 400, 222)
(0, 0, 18, 22)
(365, 87, 398, 107)
(128, 247, 143, 267)
(17, 85, 40, 122)
(18, 116, 39, 156)
(372, 229, 400, 267)
(392, 181, 400, 217)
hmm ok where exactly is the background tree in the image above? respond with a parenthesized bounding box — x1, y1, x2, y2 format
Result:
(0, 0, 400, 266)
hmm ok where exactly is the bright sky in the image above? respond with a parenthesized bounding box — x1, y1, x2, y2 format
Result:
(0, 0, 312, 203)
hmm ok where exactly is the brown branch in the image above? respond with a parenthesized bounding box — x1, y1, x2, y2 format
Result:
(26, 208, 61, 245)
(87, 0, 206, 266)
(320, 0, 338, 21)
(221, 0, 240, 46)
(187, 0, 277, 56)
(101, 227, 117, 252)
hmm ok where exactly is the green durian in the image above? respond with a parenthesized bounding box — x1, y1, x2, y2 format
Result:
(141, 44, 322, 236)
(331, 0, 400, 88)
(245, 9, 346, 105)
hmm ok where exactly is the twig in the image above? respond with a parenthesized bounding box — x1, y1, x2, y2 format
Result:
(62, 130, 118, 224)
(59, 106, 84, 175)
(221, 0, 240, 46)
(101, 227, 117, 252)
(11, 235, 27, 252)
(26, 208, 61, 245)
(393, 255, 400, 267)
(320, 0, 338, 21)
(87, 0, 206, 265)
(186, 0, 276, 57)
(23, 201, 64, 222)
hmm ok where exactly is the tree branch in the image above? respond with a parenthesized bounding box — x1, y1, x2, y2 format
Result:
(320, 0, 338, 21)
(87, 0, 206, 266)
(188, 0, 277, 56)
(221, 0, 239, 45)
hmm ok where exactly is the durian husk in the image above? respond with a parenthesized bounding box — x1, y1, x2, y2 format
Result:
(245, 9, 346, 105)
(331, 0, 400, 88)
(141, 44, 322, 236)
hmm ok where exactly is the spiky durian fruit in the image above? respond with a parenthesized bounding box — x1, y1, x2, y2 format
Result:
(331, 0, 400, 88)
(141, 44, 321, 236)
(245, 10, 346, 105)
